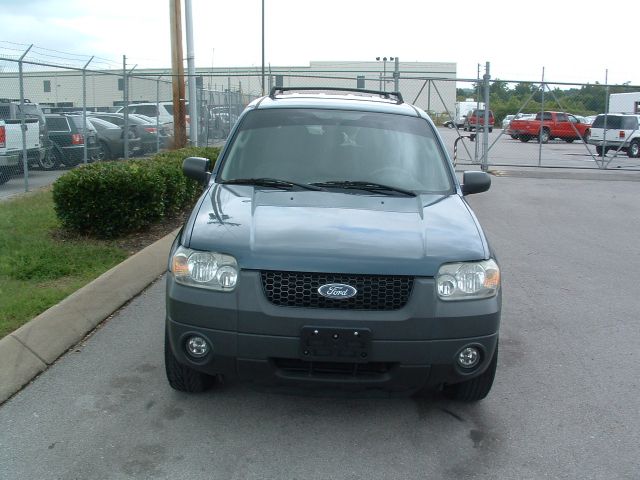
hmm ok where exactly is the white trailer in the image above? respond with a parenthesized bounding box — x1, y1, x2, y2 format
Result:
(609, 92, 640, 114)
(454, 99, 484, 128)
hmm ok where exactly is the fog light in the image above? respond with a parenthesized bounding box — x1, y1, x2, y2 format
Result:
(186, 336, 209, 358)
(457, 347, 480, 369)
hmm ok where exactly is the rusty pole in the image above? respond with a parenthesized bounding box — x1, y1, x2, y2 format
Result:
(169, 0, 187, 148)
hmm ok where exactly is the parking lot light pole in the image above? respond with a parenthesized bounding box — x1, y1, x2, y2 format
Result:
(376, 57, 395, 92)
(82, 56, 94, 165)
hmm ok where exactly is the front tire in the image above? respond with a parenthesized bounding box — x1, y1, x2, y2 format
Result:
(39, 150, 58, 170)
(443, 343, 498, 402)
(628, 139, 640, 158)
(519, 135, 531, 143)
(164, 327, 215, 393)
(96, 141, 111, 161)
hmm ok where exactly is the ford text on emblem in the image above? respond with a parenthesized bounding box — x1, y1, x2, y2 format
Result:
(318, 283, 357, 299)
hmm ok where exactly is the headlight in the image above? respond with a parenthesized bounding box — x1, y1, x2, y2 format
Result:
(436, 259, 500, 300)
(170, 246, 238, 291)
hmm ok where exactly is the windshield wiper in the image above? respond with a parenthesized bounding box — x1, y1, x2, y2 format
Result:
(311, 180, 416, 197)
(220, 178, 324, 191)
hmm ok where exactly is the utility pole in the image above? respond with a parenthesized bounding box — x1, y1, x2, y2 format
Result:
(185, 0, 198, 146)
(169, 0, 187, 148)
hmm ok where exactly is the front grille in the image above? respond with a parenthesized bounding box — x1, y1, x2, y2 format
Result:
(260, 271, 413, 310)
(272, 358, 396, 378)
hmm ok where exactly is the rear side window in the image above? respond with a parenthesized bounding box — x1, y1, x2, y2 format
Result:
(46, 117, 70, 131)
(132, 105, 157, 117)
(622, 117, 639, 130)
(591, 115, 637, 129)
(0, 106, 10, 119)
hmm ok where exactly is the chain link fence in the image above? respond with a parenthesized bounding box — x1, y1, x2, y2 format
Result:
(2, 51, 640, 195)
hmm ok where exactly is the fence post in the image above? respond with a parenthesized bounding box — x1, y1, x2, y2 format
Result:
(123, 55, 129, 160)
(19, 44, 33, 193)
(538, 67, 545, 167)
(601, 69, 609, 169)
(82, 56, 94, 164)
(393, 57, 399, 92)
(156, 76, 162, 153)
(482, 61, 490, 172)
(427, 80, 431, 113)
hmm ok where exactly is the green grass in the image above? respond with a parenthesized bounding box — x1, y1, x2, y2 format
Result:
(0, 190, 128, 339)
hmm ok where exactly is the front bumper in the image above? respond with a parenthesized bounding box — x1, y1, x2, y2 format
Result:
(166, 271, 501, 392)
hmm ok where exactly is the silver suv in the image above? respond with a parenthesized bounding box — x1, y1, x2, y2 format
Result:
(588, 114, 640, 157)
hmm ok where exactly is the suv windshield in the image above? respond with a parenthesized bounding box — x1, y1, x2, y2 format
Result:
(219, 109, 453, 194)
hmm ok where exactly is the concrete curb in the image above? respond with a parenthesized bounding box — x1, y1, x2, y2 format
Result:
(0, 228, 180, 404)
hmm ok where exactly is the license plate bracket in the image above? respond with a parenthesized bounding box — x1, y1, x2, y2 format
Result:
(300, 327, 371, 363)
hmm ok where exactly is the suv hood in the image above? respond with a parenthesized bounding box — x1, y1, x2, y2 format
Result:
(186, 184, 488, 276)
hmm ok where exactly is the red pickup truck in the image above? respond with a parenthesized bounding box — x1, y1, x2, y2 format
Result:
(509, 111, 591, 143)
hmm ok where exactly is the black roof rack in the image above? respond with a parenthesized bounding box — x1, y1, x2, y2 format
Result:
(269, 87, 403, 105)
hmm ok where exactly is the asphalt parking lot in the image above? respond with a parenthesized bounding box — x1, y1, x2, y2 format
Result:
(1, 170, 639, 479)
(438, 127, 640, 171)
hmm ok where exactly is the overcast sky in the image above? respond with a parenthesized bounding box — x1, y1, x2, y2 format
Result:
(1, 0, 638, 86)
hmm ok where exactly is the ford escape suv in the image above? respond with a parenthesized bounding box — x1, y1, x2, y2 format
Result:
(165, 87, 501, 401)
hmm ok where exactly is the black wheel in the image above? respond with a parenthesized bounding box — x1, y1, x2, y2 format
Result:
(564, 138, 575, 143)
(628, 139, 640, 158)
(539, 128, 550, 144)
(510, 134, 518, 140)
(95, 141, 111, 161)
(47, 147, 64, 168)
(443, 343, 498, 402)
(39, 150, 58, 170)
(164, 327, 215, 393)
(519, 135, 531, 143)
(489, 127, 493, 133)
(595, 145, 605, 156)
(582, 130, 590, 143)
(0, 168, 10, 185)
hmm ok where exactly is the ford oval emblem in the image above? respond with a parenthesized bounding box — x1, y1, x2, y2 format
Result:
(318, 283, 357, 299)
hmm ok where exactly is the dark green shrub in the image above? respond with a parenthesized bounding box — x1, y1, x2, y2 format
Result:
(52, 147, 220, 238)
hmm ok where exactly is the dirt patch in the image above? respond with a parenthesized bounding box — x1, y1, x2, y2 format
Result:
(51, 209, 190, 257)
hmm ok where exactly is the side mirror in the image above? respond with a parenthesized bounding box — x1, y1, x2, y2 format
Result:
(182, 156, 211, 185)
(461, 171, 491, 195)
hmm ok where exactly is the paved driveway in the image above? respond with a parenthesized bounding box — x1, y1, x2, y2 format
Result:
(1, 172, 639, 479)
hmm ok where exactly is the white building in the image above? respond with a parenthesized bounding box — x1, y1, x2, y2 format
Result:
(0, 60, 456, 114)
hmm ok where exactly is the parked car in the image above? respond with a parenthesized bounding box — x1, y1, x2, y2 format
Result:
(587, 114, 640, 157)
(509, 111, 591, 143)
(115, 101, 190, 137)
(0, 99, 49, 152)
(165, 87, 502, 402)
(88, 112, 168, 154)
(0, 118, 43, 183)
(505, 113, 535, 139)
(0, 99, 48, 172)
(43, 114, 100, 169)
(502, 115, 515, 130)
(464, 109, 495, 132)
(86, 116, 142, 160)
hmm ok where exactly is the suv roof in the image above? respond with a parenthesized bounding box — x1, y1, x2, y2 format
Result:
(255, 87, 420, 117)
